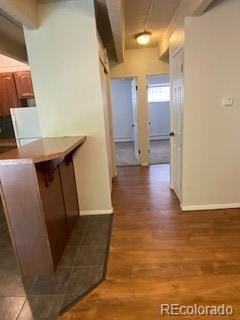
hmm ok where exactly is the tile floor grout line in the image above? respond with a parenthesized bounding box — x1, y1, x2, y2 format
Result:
(15, 297, 27, 320)
(27, 274, 39, 295)
(59, 220, 89, 312)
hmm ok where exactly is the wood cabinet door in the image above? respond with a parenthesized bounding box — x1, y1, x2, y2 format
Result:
(0, 73, 20, 116)
(36, 160, 69, 269)
(14, 71, 34, 99)
(59, 156, 79, 233)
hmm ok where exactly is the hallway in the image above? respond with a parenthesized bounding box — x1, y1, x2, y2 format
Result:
(115, 140, 170, 166)
(61, 165, 240, 319)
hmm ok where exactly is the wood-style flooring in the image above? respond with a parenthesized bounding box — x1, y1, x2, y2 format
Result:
(60, 165, 240, 319)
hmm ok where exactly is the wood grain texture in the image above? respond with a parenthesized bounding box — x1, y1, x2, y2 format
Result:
(0, 139, 17, 148)
(59, 157, 79, 233)
(36, 161, 69, 269)
(0, 136, 86, 164)
(14, 71, 34, 100)
(60, 165, 240, 320)
(0, 163, 53, 275)
(0, 136, 84, 276)
(0, 73, 20, 116)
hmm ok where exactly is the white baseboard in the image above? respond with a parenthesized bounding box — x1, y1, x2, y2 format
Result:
(141, 163, 149, 166)
(150, 135, 169, 141)
(80, 208, 113, 216)
(114, 138, 134, 143)
(181, 203, 240, 211)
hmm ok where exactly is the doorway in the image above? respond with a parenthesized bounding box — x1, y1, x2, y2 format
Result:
(110, 77, 140, 166)
(147, 75, 170, 165)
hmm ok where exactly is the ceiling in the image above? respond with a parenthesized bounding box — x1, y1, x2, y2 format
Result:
(124, 0, 182, 49)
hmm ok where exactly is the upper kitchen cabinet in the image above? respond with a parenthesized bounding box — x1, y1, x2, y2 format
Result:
(0, 73, 20, 117)
(14, 71, 34, 99)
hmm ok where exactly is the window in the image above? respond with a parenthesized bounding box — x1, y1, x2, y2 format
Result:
(148, 84, 170, 103)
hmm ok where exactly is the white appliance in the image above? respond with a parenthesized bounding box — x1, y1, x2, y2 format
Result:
(10, 107, 42, 147)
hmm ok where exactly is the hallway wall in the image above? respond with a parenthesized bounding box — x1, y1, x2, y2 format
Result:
(182, 0, 240, 209)
(24, 0, 113, 214)
(111, 47, 169, 165)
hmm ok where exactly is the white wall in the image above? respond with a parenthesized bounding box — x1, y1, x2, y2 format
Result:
(24, 0, 113, 214)
(182, 0, 240, 209)
(148, 75, 170, 140)
(111, 47, 169, 165)
(111, 79, 134, 142)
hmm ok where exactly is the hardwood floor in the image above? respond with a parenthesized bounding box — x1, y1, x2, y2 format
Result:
(60, 165, 240, 319)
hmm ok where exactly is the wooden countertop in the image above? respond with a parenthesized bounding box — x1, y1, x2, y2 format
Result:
(0, 136, 86, 165)
(0, 138, 17, 148)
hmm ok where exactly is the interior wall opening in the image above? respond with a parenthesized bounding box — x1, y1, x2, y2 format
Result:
(147, 74, 170, 165)
(110, 77, 140, 167)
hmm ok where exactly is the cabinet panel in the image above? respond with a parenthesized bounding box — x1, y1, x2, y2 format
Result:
(59, 156, 79, 233)
(14, 71, 34, 99)
(36, 160, 69, 269)
(0, 163, 53, 276)
(0, 73, 20, 116)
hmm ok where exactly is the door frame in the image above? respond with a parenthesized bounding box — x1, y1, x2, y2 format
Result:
(131, 77, 140, 163)
(110, 75, 141, 166)
(99, 52, 117, 180)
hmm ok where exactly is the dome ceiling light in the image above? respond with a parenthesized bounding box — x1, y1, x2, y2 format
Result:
(135, 0, 154, 46)
(136, 31, 152, 45)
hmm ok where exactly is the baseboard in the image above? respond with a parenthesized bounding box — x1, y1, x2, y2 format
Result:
(141, 163, 149, 166)
(114, 138, 134, 143)
(181, 203, 240, 211)
(80, 208, 113, 216)
(150, 135, 169, 141)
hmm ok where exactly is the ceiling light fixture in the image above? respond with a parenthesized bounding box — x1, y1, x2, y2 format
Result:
(135, 0, 154, 46)
(136, 31, 152, 45)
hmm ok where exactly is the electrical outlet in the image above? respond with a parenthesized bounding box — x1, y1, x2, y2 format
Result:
(222, 97, 233, 107)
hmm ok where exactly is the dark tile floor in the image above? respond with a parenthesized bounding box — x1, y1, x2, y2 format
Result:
(0, 205, 112, 320)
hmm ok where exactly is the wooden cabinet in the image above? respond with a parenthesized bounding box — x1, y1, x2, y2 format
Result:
(36, 161, 70, 268)
(0, 73, 20, 117)
(14, 71, 34, 100)
(0, 136, 86, 276)
(0, 71, 34, 117)
(59, 157, 79, 233)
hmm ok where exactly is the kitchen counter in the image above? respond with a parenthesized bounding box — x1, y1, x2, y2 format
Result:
(0, 136, 86, 164)
(0, 138, 17, 148)
(0, 136, 86, 276)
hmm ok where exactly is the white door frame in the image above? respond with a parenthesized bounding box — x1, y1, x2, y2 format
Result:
(131, 77, 140, 163)
(110, 76, 141, 166)
(99, 55, 117, 180)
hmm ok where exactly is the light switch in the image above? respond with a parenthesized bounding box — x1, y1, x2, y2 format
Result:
(222, 97, 233, 107)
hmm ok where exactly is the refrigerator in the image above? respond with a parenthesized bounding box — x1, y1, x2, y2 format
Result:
(10, 107, 42, 147)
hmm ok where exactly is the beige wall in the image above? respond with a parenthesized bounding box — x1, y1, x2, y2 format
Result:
(24, 0, 113, 214)
(110, 47, 169, 164)
(182, 0, 240, 209)
(0, 53, 30, 72)
(158, 0, 215, 59)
